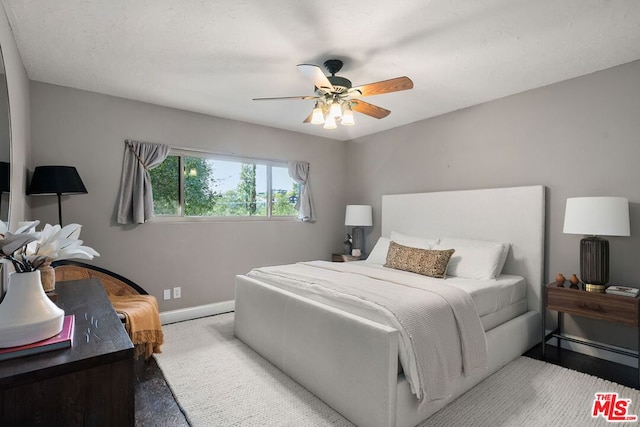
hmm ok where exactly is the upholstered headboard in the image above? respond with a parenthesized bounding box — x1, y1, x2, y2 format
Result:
(381, 185, 545, 313)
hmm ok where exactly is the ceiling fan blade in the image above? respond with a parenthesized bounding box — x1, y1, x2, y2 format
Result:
(252, 95, 317, 101)
(351, 100, 391, 119)
(350, 76, 413, 97)
(297, 64, 334, 92)
(302, 112, 313, 123)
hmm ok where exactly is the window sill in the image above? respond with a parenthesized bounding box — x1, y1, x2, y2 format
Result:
(149, 215, 301, 224)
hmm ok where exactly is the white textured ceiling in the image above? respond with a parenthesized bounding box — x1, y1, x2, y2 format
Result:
(2, 0, 640, 141)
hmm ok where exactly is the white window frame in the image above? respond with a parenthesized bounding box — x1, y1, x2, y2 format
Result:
(150, 148, 299, 222)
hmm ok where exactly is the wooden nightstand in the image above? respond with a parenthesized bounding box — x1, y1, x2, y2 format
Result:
(332, 253, 361, 262)
(543, 282, 640, 383)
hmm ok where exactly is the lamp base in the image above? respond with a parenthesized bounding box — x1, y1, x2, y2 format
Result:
(580, 236, 609, 287)
(351, 227, 365, 256)
(584, 284, 606, 293)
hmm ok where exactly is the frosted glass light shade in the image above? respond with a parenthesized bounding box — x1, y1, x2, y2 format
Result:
(563, 197, 630, 236)
(329, 102, 342, 119)
(323, 115, 337, 129)
(311, 104, 324, 125)
(342, 107, 355, 126)
(345, 205, 373, 227)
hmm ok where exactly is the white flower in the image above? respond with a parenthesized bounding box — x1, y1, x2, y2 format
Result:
(0, 221, 99, 272)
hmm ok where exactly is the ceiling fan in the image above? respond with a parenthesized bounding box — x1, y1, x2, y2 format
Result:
(252, 59, 413, 129)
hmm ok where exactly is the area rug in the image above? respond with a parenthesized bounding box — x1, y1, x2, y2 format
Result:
(155, 313, 640, 426)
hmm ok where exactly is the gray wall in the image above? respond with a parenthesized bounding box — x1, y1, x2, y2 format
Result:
(9, 1, 640, 353)
(346, 59, 640, 350)
(29, 82, 348, 311)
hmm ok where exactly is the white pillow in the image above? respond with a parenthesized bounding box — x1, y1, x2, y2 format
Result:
(434, 237, 509, 280)
(494, 243, 511, 278)
(366, 233, 440, 265)
(390, 231, 439, 249)
(366, 237, 391, 265)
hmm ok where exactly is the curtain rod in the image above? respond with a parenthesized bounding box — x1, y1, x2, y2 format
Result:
(169, 145, 290, 165)
(125, 140, 293, 165)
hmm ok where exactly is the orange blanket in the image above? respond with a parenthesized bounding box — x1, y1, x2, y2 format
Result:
(109, 294, 164, 359)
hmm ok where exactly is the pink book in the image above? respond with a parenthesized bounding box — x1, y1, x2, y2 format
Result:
(0, 315, 75, 361)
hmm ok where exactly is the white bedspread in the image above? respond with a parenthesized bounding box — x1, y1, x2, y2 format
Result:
(247, 261, 488, 407)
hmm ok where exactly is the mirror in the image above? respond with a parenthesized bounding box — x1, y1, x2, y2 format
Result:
(0, 45, 10, 223)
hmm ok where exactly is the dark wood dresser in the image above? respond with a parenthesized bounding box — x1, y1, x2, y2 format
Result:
(0, 279, 135, 426)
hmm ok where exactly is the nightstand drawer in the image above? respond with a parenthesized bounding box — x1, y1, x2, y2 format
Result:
(547, 286, 639, 326)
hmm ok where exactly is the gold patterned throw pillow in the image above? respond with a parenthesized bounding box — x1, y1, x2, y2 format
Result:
(384, 241, 455, 278)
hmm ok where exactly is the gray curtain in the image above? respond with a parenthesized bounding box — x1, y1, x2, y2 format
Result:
(287, 161, 315, 222)
(116, 140, 171, 224)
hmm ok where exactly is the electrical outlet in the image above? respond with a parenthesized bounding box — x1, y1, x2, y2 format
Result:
(173, 286, 181, 299)
(163, 289, 171, 300)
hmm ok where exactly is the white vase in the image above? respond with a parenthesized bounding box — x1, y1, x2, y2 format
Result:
(0, 270, 65, 348)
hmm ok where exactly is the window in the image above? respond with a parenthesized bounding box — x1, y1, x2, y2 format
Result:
(150, 150, 299, 219)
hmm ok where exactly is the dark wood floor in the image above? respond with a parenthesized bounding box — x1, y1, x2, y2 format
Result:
(133, 344, 638, 426)
(524, 343, 639, 390)
(134, 357, 190, 426)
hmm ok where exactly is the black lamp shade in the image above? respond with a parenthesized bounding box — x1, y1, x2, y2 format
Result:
(27, 166, 87, 196)
(27, 166, 87, 225)
(0, 161, 9, 193)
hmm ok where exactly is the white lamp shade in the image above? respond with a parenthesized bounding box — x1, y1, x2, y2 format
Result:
(341, 107, 355, 126)
(345, 205, 373, 227)
(329, 102, 342, 119)
(311, 105, 325, 125)
(563, 197, 630, 236)
(323, 115, 337, 129)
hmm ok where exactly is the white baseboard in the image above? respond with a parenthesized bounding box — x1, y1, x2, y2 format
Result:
(160, 300, 235, 325)
(545, 331, 638, 368)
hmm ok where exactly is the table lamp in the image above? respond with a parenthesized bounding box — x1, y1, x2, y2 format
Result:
(563, 197, 630, 292)
(345, 205, 373, 257)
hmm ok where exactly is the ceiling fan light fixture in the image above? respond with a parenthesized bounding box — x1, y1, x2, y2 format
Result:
(255, 60, 414, 129)
(341, 103, 355, 126)
(323, 114, 337, 129)
(310, 102, 325, 125)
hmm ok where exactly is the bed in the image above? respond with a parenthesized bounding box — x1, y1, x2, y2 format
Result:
(234, 185, 545, 427)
